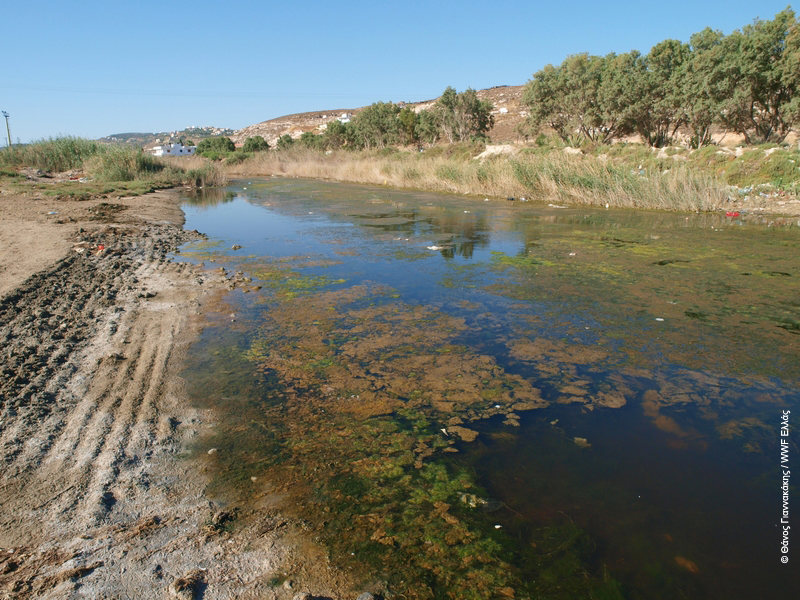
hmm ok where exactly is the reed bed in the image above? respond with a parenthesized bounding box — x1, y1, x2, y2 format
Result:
(226, 147, 729, 212)
(158, 155, 227, 188)
(0, 136, 103, 172)
(0, 138, 225, 188)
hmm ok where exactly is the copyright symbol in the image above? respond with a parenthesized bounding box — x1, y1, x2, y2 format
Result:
(782, 556, 789, 563)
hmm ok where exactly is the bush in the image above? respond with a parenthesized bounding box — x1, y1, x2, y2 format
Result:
(224, 152, 253, 165)
(0, 136, 227, 189)
(298, 131, 323, 150)
(277, 134, 295, 150)
(196, 136, 235, 155)
(242, 136, 270, 152)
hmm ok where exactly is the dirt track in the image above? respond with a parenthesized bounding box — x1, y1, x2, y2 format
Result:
(0, 184, 359, 599)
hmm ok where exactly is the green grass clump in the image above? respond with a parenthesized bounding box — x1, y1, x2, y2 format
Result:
(687, 146, 733, 173)
(435, 163, 464, 183)
(725, 148, 800, 188)
(0, 168, 22, 179)
(224, 152, 253, 166)
(422, 140, 486, 161)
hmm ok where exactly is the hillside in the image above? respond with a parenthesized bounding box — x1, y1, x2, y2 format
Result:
(100, 126, 235, 148)
(96, 85, 527, 149)
(232, 85, 527, 147)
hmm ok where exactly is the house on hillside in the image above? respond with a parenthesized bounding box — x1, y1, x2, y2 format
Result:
(150, 143, 195, 157)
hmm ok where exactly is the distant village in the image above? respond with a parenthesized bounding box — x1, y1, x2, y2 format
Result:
(101, 125, 235, 153)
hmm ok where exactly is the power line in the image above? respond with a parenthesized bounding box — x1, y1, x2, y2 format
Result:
(0, 82, 432, 101)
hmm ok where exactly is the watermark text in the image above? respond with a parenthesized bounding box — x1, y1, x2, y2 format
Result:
(781, 410, 790, 563)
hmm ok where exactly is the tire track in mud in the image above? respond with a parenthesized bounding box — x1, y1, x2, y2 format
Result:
(0, 224, 204, 538)
(0, 219, 363, 599)
(75, 300, 176, 525)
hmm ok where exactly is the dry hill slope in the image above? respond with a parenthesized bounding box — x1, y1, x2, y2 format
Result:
(232, 85, 527, 147)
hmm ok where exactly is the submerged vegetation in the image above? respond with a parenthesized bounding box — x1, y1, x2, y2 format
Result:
(180, 180, 799, 598)
(192, 280, 628, 599)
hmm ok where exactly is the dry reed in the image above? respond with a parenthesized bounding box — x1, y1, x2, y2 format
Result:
(224, 148, 728, 212)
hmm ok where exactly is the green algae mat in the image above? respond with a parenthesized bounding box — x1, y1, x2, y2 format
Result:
(177, 179, 799, 599)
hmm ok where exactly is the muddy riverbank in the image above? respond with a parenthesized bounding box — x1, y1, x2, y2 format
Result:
(0, 183, 364, 599)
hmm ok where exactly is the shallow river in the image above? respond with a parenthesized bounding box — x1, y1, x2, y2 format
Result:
(177, 178, 798, 599)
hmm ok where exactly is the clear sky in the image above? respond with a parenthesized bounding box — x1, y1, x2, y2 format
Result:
(1, 0, 792, 143)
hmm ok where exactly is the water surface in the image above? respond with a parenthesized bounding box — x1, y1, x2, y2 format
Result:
(178, 178, 799, 598)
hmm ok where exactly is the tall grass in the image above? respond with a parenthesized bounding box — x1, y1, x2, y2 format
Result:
(225, 147, 729, 211)
(85, 145, 167, 181)
(0, 136, 103, 172)
(0, 137, 225, 188)
(159, 155, 227, 187)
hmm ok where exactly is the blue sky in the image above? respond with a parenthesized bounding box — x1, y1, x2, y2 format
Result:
(1, 1, 792, 142)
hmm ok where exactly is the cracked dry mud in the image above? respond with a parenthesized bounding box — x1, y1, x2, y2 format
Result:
(0, 185, 359, 599)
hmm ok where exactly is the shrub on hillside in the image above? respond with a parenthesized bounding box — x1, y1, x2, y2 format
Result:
(196, 136, 235, 156)
(242, 136, 270, 152)
(277, 134, 295, 150)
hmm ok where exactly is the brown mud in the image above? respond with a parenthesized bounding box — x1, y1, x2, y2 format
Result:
(0, 181, 362, 599)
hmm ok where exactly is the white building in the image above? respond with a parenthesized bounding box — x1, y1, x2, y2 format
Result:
(150, 143, 195, 157)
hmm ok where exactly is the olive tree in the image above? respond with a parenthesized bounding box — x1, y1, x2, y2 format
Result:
(620, 40, 690, 147)
(276, 134, 295, 150)
(349, 102, 401, 149)
(681, 27, 726, 147)
(415, 109, 441, 145)
(523, 54, 631, 145)
(714, 8, 799, 143)
(433, 87, 494, 143)
(322, 119, 350, 149)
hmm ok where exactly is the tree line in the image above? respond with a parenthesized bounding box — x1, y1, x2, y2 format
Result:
(196, 87, 494, 158)
(200, 7, 798, 157)
(273, 86, 493, 151)
(523, 8, 800, 147)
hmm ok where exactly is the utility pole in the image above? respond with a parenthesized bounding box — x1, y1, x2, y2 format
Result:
(1, 112, 10, 149)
